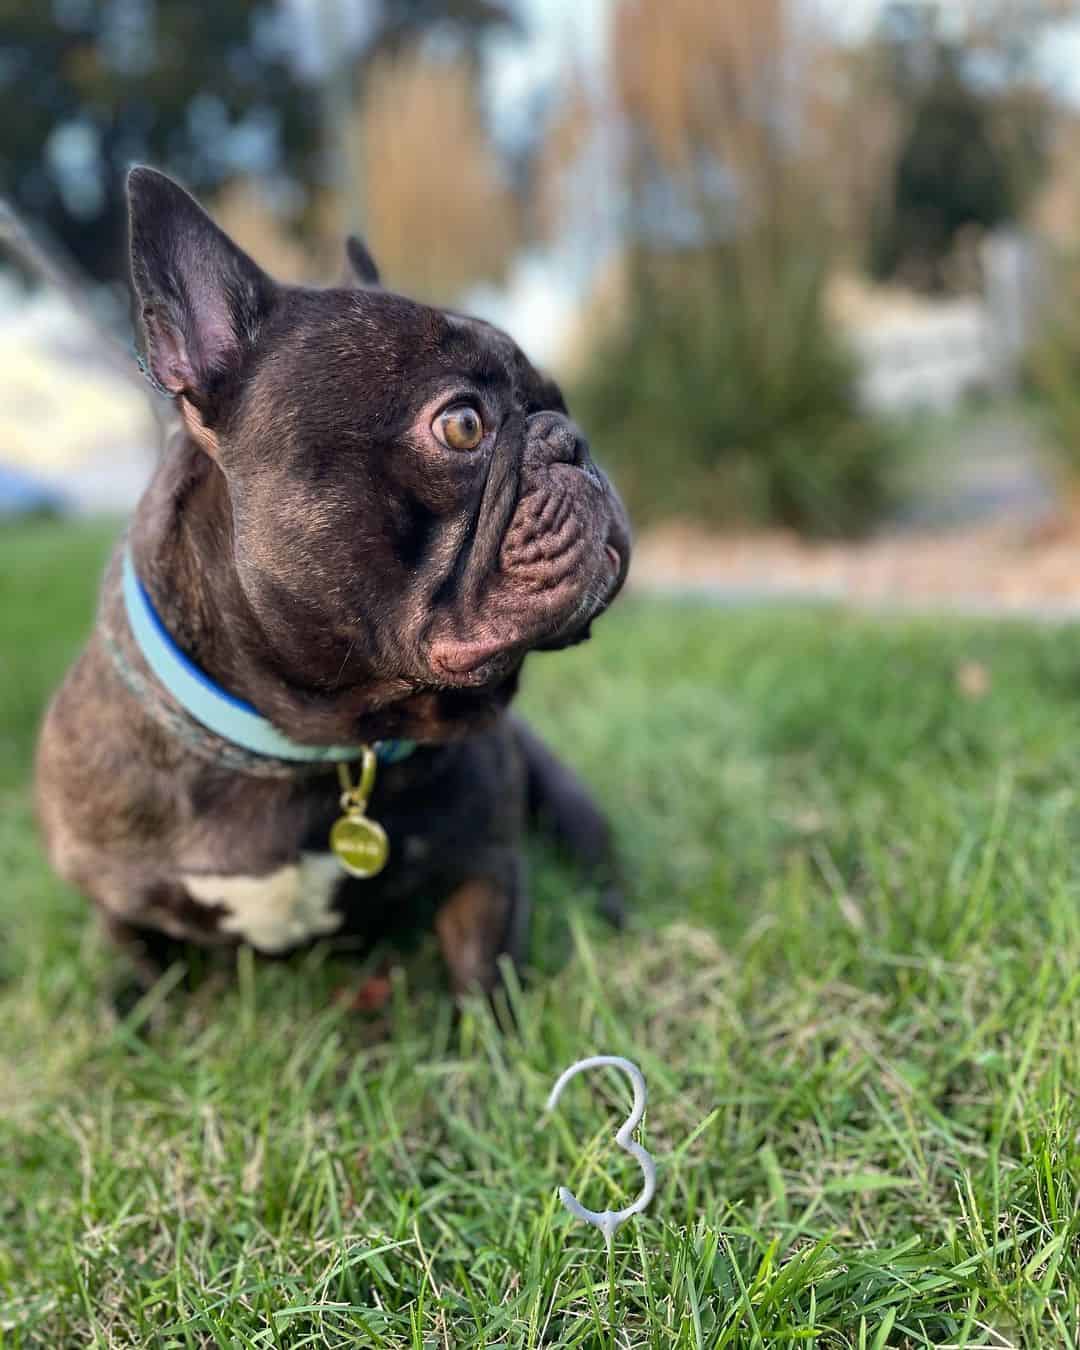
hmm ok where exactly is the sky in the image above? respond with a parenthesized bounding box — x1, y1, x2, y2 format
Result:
(490, 0, 1080, 115)
(486, 0, 871, 121)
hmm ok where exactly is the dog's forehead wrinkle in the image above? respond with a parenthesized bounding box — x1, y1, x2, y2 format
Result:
(446, 310, 521, 354)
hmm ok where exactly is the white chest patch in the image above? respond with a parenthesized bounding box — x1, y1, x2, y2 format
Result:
(183, 853, 345, 954)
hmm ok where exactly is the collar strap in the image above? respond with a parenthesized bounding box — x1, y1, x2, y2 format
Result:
(122, 546, 413, 766)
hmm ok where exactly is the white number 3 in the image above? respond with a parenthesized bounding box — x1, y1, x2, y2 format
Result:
(545, 1055, 657, 1246)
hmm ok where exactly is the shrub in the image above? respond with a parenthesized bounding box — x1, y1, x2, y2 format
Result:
(1029, 249, 1080, 474)
(574, 241, 894, 538)
(575, 0, 895, 538)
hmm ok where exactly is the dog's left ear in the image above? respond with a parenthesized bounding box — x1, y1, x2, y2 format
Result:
(127, 165, 277, 452)
(340, 235, 381, 288)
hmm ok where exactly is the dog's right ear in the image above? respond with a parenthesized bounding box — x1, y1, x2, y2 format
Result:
(340, 234, 381, 288)
(127, 166, 276, 451)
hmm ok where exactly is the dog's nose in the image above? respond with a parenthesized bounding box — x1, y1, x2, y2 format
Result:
(525, 411, 590, 471)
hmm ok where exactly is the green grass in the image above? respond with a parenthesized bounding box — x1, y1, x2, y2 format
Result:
(5, 519, 1080, 1346)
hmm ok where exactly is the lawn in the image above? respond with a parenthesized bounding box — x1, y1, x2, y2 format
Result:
(4, 519, 1080, 1347)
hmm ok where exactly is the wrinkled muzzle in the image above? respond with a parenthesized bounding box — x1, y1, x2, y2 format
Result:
(427, 411, 631, 685)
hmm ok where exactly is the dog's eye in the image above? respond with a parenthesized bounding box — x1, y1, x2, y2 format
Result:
(434, 404, 484, 451)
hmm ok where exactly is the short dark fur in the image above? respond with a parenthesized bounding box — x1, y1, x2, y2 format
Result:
(36, 168, 631, 996)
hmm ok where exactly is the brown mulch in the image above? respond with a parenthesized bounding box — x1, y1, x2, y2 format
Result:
(630, 507, 1080, 615)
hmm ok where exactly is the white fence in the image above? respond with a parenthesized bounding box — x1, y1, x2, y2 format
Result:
(847, 231, 1040, 416)
(852, 299, 999, 414)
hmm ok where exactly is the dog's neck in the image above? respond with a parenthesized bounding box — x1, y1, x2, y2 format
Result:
(124, 432, 517, 747)
(129, 433, 265, 705)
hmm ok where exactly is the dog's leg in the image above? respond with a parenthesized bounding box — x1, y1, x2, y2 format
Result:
(512, 716, 627, 928)
(100, 911, 182, 984)
(434, 856, 529, 999)
(99, 879, 228, 993)
(97, 910, 193, 1024)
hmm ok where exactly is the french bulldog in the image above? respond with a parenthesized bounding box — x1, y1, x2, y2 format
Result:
(34, 167, 631, 997)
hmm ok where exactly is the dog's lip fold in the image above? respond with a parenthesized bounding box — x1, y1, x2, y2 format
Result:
(432, 567, 618, 682)
(431, 634, 520, 683)
(425, 467, 630, 686)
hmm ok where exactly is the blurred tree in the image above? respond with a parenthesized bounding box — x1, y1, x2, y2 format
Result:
(0, 0, 513, 281)
(805, 41, 903, 263)
(870, 52, 1020, 290)
(868, 0, 1069, 291)
(355, 47, 517, 301)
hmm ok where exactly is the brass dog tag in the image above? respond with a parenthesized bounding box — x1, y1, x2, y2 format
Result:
(331, 749, 389, 879)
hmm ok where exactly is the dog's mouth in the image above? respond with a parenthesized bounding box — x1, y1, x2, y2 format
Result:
(426, 485, 630, 686)
(532, 537, 626, 652)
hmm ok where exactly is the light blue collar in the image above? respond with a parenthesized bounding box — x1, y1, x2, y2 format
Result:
(122, 546, 414, 766)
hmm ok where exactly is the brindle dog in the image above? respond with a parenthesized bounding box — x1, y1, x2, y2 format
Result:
(35, 168, 631, 996)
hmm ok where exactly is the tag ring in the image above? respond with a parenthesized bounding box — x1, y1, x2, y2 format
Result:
(338, 746, 377, 812)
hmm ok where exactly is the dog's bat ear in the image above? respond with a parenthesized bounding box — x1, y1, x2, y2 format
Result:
(341, 234, 381, 288)
(126, 166, 275, 415)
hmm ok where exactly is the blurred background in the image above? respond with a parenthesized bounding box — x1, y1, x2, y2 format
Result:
(8, 0, 1080, 610)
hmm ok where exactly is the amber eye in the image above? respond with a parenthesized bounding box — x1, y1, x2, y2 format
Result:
(434, 404, 484, 451)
